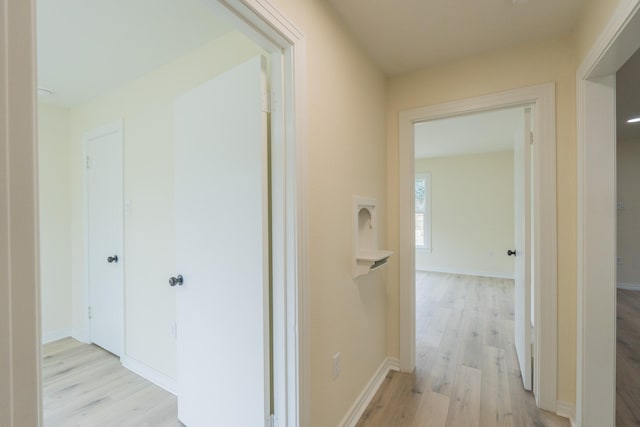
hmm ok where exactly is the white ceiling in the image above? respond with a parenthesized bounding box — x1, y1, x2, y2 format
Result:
(415, 106, 525, 159)
(617, 48, 640, 141)
(37, 0, 231, 106)
(326, 0, 585, 76)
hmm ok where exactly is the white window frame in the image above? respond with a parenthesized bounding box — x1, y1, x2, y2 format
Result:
(415, 172, 432, 252)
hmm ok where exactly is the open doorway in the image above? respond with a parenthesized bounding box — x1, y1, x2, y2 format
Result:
(398, 83, 558, 411)
(615, 47, 640, 425)
(36, 1, 300, 425)
(411, 106, 542, 422)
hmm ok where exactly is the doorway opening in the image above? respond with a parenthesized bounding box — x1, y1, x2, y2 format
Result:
(615, 46, 640, 426)
(398, 84, 558, 411)
(411, 106, 537, 415)
(36, 0, 307, 425)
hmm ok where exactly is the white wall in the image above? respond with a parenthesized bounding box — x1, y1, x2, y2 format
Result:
(66, 31, 266, 379)
(617, 138, 640, 287)
(38, 103, 73, 343)
(415, 151, 515, 278)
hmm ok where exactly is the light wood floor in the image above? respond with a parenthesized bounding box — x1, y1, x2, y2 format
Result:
(43, 338, 182, 427)
(356, 272, 570, 427)
(617, 289, 640, 426)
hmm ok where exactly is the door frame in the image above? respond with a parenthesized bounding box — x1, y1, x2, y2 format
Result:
(576, 1, 640, 425)
(82, 120, 124, 354)
(0, 0, 309, 426)
(208, 2, 310, 425)
(398, 83, 558, 411)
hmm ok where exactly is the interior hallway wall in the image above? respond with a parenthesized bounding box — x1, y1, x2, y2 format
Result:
(386, 35, 577, 404)
(38, 102, 73, 343)
(266, 1, 389, 425)
(415, 151, 515, 278)
(68, 31, 265, 380)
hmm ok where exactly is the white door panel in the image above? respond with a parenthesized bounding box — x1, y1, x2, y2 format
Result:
(174, 55, 270, 426)
(87, 125, 124, 357)
(513, 108, 532, 391)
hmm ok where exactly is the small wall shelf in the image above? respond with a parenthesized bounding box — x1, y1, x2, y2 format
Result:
(353, 196, 393, 278)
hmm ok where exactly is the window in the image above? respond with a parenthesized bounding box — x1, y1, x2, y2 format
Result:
(415, 173, 431, 251)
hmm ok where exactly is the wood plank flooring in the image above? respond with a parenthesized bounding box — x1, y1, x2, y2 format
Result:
(356, 272, 569, 427)
(617, 289, 640, 426)
(43, 338, 182, 427)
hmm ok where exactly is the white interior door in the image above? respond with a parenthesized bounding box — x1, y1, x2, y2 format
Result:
(513, 108, 532, 391)
(86, 123, 124, 357)
(174, 55, 270, 426)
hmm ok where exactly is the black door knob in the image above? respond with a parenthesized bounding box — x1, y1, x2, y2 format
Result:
(169, 275, 184, 287)
(107, 255, 119, 263)
(507, 249, 516, 256)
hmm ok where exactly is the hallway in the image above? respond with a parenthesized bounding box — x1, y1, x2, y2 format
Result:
(357, 272, 569, 426)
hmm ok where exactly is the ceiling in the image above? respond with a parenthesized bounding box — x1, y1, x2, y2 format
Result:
(37, 0, 231, 106)
(415, 106, 525, 159)
(326, 0, 585, 76)
(617, 48, 640, 141)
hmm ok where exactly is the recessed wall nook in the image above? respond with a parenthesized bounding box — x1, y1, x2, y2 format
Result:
(353, 196, 392, 278)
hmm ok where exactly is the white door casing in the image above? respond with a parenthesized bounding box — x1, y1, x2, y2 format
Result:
(513, 108, 532, 391)
(85, 122, 124, 357)
(208, 2, 310, 425)
(576, 1, 640, 424)
(174, 55, 270, 426)
(398, 83, 557, 410)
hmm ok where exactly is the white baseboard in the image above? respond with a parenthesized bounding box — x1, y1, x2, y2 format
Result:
(618, 282, 640, 291)
(71, 328, 90, 344)
(42, 328, 72, 344)
(339, 357, 400, 427)
(416, 267, 514, 280)
(556, 400, 576, 427)
(121, 355, 177, 396)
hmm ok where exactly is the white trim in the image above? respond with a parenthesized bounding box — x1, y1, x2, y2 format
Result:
(398, 83, 557, 411)
(617, 282, 640, 291)
(71, 327, 90, 344)
(416, 267, 515, 280)
(207, 2, 309, 426)
(576, 1, 640, 425)
(41, 329, 72, 345)
(556, 400, 576, 427)
(338, 357, 400, 427)
(121, 355, 177, 396)
(1, 0, 42, 424)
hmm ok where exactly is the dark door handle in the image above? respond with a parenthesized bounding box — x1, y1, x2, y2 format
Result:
(507, 249, 516, 256)
(169, 274, 184, 287)
(107, 255, 119, 263)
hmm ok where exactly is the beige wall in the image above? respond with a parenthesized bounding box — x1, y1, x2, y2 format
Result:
(386, 36, 578, 403)
(38, 103, 73, 342)
(269, 1, 389, 425)
(574, 0, 621, 65)
(617, 138, 640, 285)
(415, 151, 515, 278)
(68, 31, 265, 378)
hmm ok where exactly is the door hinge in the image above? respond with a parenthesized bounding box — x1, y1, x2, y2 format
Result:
(88, 306, 92, 319)
(529, 131, 534, 145)
(262, 92, 271, 113)
(86, 155, 92, 169)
